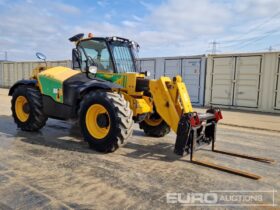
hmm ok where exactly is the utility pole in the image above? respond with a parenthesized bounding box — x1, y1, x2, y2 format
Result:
(209, 40, 219, 54)
(0, 51, 8, 61)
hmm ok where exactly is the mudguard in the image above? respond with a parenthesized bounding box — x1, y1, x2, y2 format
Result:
(8, 79, 37, 96)
(79, 79, 122, 93)
(63, 74, 123, 106)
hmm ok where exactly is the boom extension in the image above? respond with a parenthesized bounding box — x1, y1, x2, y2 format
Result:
(148, 75, 222, 154)
(149, 76, 274, 179)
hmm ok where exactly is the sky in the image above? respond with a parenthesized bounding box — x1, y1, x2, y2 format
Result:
(1, 0, 280, 61)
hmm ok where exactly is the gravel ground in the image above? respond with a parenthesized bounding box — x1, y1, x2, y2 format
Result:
(0, 116, 280, 209)
(0, 92, 279, 209)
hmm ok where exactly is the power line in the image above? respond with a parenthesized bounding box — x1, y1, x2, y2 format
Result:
(235, 11, 280, 39)
(220, 28, 280, 50)
(234, 29, 280, 50)
(246, 43, 280, 52)
(221, 36, 263, 48)
(218, 10, 280, 49)
(271, 43, 280, 47)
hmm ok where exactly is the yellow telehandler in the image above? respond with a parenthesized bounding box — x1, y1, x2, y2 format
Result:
(9, 33, 273, 179)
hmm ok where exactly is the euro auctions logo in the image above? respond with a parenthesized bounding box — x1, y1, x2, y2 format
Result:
(166, 190, 277, 207)
(167, 193, 218, 205)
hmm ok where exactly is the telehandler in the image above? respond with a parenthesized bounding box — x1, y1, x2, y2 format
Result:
(9, 33, 273, 179)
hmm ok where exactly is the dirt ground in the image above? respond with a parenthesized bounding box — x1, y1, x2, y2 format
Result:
(0, 91, 279, 209)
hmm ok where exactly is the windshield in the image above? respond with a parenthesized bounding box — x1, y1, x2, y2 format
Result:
(110, 42, 136, 73)
(79, 39, 113, 72)
(78, 38, 136, 73)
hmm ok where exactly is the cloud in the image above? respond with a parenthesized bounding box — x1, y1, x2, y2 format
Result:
(1, 0, 280, 61)
(139, 0, 280, 54)
(150, 0, 231, 33)
(132, 15, 142, 22)
(55, 2, 80, 15)
(0, 1, 74, 60)
(97, 0, 108, 7)
(76, 1, 227, 51)
(122, 20, 138, 28)
(75, 0, 233, 56)
(233, 0, 280, 17)
(139, 1, 154, 11)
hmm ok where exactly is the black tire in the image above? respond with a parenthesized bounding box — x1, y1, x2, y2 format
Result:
(79, 91, 133, 153)
(11, 85, 48, 131)
(139, 114, 170, 137)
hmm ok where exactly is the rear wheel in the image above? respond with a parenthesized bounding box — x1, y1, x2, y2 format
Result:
(139, 112, 170, 137)
(11, 86, 48, 131)
(79, 91, 133, 153)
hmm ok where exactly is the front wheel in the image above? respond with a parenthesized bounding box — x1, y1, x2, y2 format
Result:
(11, 85, 48, 131)
(79, 91, 133, 153)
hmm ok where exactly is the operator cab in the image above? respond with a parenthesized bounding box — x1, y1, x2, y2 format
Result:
(70, 33, 140, 74)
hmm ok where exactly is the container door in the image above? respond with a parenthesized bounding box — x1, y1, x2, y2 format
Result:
(21, 63, 32, 79)
(140, 59, 156, 78)
(182, 59, 201, 103)
(17, 63, 22, 79)
(275, 57, 280, 109)
(3, 63, 14, 88)
(211, 57, 235, 105)
(164, 59, 181, 78)
(234, 56, 261, 107)
(0, 63, 3, 87)
(2, 64, 9, 87)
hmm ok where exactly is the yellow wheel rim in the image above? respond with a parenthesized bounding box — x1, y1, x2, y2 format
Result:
(86, 104, 110, 139)
(15, 96, 29, 122)
(144, 114, 163, 126)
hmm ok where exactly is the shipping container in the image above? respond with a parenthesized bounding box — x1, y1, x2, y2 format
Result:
(139, 59, 156, 79)
(0, 62, 3, 87)
(275, 56, 280, 110)
(0, 60, 72, 88)
(139, 55, 206, 106)
(205, 52, 280, 113)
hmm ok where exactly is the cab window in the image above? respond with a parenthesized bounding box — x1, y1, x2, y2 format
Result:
(79, 39, 113, 72)
(110, 42, 135, 73)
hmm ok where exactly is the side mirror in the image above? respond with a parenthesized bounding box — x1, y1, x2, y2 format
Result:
(36, 52, 46, 61)
(36, 52, 47, 67)
(72, 48, 81, 70)
(88, 65, 97, 74)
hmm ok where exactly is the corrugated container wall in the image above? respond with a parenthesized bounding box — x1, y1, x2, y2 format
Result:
(205, 52, 280, 113)
(0, 60, 72, 88)
(138, 55, 207, 106)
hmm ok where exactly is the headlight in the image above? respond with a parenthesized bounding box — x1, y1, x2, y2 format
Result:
(145, 71, 151, 77)
(89, 66, 97, 74)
